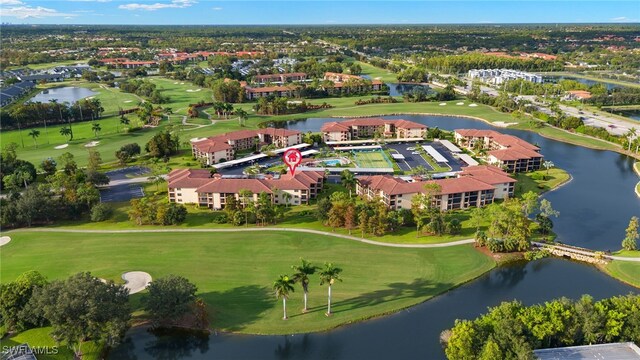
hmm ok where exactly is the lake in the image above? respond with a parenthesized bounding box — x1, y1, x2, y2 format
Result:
(110, 114, 640, 360)
(28, 86, 97, 104)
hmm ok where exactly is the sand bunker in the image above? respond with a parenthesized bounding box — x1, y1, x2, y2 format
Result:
(186, 89, 202, 92)
(0, 236, 11, 247)
(493, 121, 519, 128)
(456, 102, 464, 105)
(173, 82, 179, 84)
(374, 77, 382, 80)
(84, 141, 100, 148)
(469, 103, 478, 107)
(54, 144, 69, 149)
(180, 82, 185, 85)
(124, 100, 133, 103)
(439, 103, 447, 106)
(122, 271, 152, 294)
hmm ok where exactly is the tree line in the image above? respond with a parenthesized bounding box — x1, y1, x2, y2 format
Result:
(1, 144, 109, 229)
(2, 98, 104, 132)
(443, 294, 640, 360)
(0, 270, 203, 358)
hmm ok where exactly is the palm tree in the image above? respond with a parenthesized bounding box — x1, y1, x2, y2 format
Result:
(59, 127, 72, 140)
(626, 128, 637, 151)
(239, 189, 253, 227)
(235, 108, 248, 126)
(291, 259, 319, 312)
(148, 174, 165, 191)
(340, 170, 356, 197)
(543, 160, 554, 175)
(319, 262, 343, 316)
(28, 129, 40, 148)
(92, 123, 101, 139)
(273, 275, 295, 320)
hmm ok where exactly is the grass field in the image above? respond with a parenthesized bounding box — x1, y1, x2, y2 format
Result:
(0, 231, 495, 334)
(514, 168, 572, 196)
(605, 260, 640, 288)
(2, 327, 102, 360)
(352, 149, 393, 168)
(355, 61, 398, 82)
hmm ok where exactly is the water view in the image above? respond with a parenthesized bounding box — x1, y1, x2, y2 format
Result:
(111, 114, 640, 359)
(28, 86, 97, 104)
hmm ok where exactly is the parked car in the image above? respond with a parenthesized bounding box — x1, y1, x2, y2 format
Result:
(406, 147, 415, 151)
(411, 151, 420, 155)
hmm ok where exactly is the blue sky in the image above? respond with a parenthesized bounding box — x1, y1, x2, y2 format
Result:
(0, 1, 638, 25)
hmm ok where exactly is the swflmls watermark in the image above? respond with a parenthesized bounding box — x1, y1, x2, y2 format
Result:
(2, 344, 59, 356)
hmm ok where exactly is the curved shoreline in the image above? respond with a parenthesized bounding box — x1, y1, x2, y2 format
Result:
(265, 109, 639, 159)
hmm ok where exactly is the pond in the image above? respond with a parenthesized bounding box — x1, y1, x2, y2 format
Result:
(28, 86, 97, 104)
(110, 114, 640, 360)
(110, 259, 638, 360)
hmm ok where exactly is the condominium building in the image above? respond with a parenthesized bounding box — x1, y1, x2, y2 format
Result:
(254, 72, 307, 84)
(322, 72, 384, 93)
(356, 165, 516, 211)
(467, 69, 543, 84)
(321, 118, 428, 142)
(191, 128, 302, 165)
(454, 129, 543, 173)
(168, 169, 325, 209)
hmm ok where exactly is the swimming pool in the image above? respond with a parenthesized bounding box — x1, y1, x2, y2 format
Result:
(323, 159, 341, 166)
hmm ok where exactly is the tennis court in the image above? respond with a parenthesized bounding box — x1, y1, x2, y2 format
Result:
(352, 149, 394, 168)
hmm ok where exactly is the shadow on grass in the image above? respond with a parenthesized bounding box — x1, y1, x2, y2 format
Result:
(291, 278, 453, 317)
(199, 285, 273, 332)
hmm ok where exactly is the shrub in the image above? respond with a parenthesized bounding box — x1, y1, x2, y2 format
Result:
(446, 218, 462, 235)
(90, 203, 113, 222)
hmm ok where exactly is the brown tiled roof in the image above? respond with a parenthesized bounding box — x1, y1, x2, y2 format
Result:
(320, 118, 426, 132)
(191, 138, 233, 153)
(426, 177, 495, 195)
(358, 173, 496, 196)
(320, 121, 351, 132)
(245, 85, 296, 93)
(170, 170, 324, 194)
(459, 165, 517, 185)
(455, 129, 542, 161)
(168, 169, 214, 189)
(489, 148, 542, 161)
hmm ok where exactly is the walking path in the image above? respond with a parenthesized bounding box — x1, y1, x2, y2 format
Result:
(8, 228, 640, 260)
(12, 227, 475, 248)
(533, 241, 640, 262)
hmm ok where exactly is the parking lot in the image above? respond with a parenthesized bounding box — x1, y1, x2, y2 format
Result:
(100, 184, 145, 203)
(100, 166, 150, 203)
(385, 142, 463, 173)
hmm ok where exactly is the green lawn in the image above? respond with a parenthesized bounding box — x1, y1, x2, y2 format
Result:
(7, 59, 90, 71)
(605, 260, 640, 288)
(0, 231, 495, 335)
(514, 168, 572, 196)
(1, 327, 102, 360)
(634, 162, 640, 176)
(355, 61, 398, 82)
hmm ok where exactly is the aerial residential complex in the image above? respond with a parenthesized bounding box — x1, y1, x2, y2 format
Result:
(357, 165, 516, 210)
(454, 129, 543, 172)
(191, 128, 302, 165)
(467, 69, 543, 84)
(168, 169, 325, 208)
(321, 118, 428, 142)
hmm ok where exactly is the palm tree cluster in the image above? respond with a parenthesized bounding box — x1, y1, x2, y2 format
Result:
(273, 260, 342, 320)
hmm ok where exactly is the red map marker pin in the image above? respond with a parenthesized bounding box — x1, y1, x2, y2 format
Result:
(283, 149, 302, 175)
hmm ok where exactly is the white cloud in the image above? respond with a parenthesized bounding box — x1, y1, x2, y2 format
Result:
(212, 6, 222, 11)
(0, 5, 77, 19)
(68, 0, 111, 2)
(119, 0, 197, 11)
(610, 16, 637, 22)
(0, 0, 23, 5)
(72, 10, 95, 13)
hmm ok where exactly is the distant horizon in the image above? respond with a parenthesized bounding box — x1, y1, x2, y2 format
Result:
(2, 22, 640, 26)
(0, 1, 638, 26)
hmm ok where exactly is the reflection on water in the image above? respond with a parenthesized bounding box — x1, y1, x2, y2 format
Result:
(110, 113, 640, 360)
(110, 259, 638, 360)
(28, 86, 97, 104)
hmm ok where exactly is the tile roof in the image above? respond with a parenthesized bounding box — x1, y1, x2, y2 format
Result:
(168, 170, 324, 194)
(320, 118, 426, 132)
(459, 165, 517, 185)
